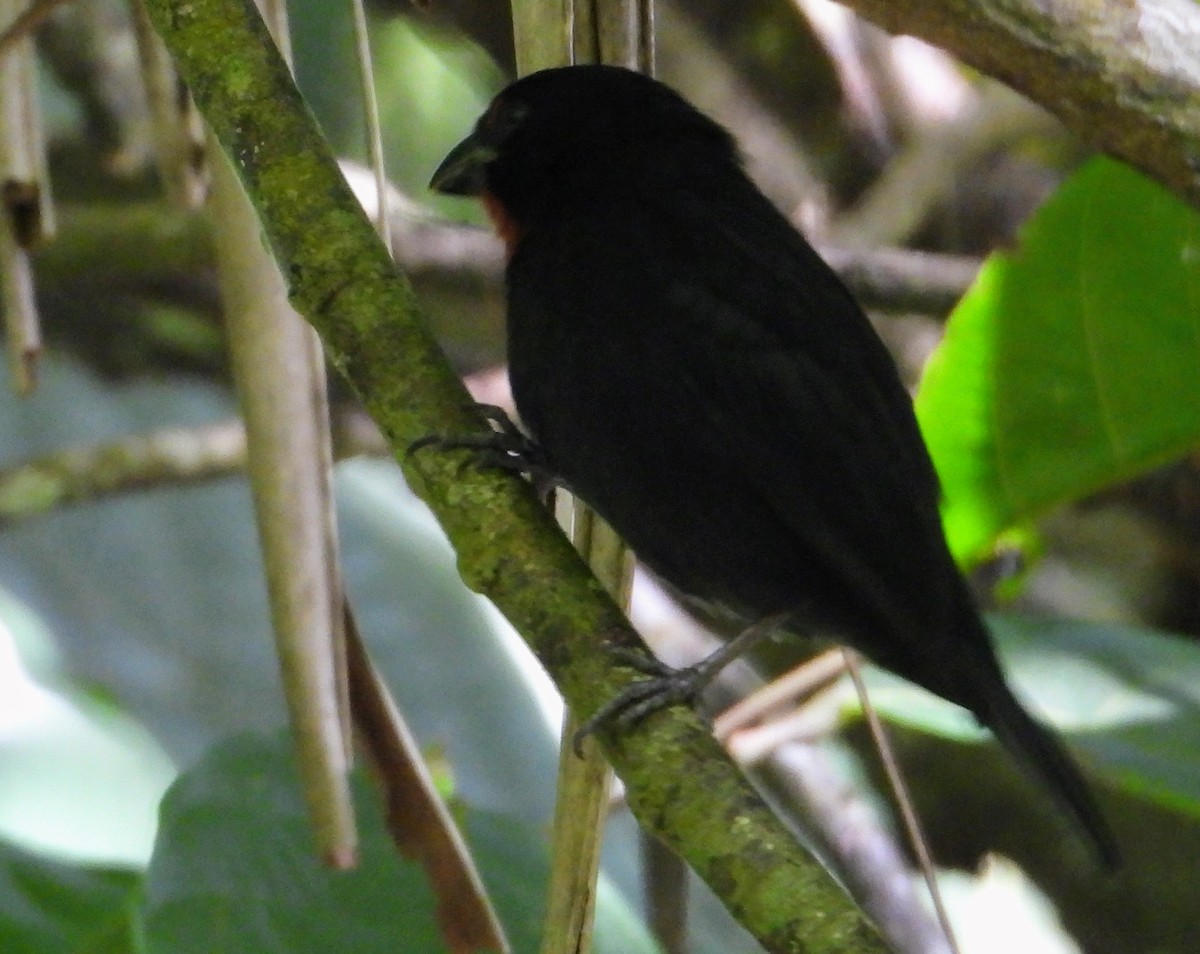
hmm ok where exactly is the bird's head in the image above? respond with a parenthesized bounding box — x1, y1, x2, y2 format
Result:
(430, 65, 737, 242)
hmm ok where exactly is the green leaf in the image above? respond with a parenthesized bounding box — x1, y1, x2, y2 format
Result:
(144, 733, 443, 954)
(916, 157, 1200, 562)
(143, 732, 660, 954)
(0, 839, 142, 954)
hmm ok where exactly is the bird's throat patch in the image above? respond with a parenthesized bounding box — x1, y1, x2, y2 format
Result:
(481, 190, 522, 258)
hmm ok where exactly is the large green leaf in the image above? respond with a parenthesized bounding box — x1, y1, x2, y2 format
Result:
(916, 158, 1200, 563)
(0, 840, 141, 954)
(143, 732, 660, 954)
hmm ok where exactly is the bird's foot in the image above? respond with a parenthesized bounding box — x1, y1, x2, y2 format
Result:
(408, 403, 563, 500)
(572, 643, 745, 755)
(573, 614, 792, 755)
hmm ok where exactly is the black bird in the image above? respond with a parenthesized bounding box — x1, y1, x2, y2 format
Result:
(430, 64, 1118, 866)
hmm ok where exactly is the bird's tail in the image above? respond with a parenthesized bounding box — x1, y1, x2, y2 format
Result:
(974, 672, 1121, 869)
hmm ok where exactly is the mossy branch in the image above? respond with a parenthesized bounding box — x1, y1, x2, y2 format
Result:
(142, 0, 886, 951)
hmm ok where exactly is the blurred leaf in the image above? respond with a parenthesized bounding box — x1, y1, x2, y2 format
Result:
(936, 859, 1089, 954)
(861, 613, 1200, 815)
(143, 732, 659, 954)
(0, 359, 558, 803)
(0, 839, 141, 954)
(0, 590, 175, 866)
(144, 732, 442, 954)
(371, 16, 502, 204)
(0, 359, 279, 763)
(916, 158, 1200, 563)
(931, 856, 1082, 954)
(289, 0, 359, 155)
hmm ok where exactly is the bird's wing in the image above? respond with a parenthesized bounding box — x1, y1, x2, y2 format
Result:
(650, 185, 972, 678)
(508, 180, 975, 686)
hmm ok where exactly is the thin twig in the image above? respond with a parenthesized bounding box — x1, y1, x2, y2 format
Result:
(349, 0, 390, 253)
(714, 648, 848, 741)
(0, 412, 387, 525)
(212, 130, 357, 867)
(541, 498, 632, 954)
(842, 648, 962, 954)
(35, 196, 981, 318)
(344, 601, 510, 952)
(129, 0, 208, 208)
(641, 833, 687, 954)
(829, 83, 1061, 248)
(1, 0, 53, 392)
(0, 215, 39, 393)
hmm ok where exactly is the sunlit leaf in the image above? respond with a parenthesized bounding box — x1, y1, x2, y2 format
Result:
(916, 158, 1200, 562)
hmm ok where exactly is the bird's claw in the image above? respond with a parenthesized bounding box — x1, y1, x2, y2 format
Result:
(572, 649, 712, 756)
(407, 404, 564, 500)
(570, 618, 791, 757)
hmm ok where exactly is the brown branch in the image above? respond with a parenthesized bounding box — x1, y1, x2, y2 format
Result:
(344, 602, 509, 952)
(40, 199, 978, 318)
(818, 244, 977, 314)
(836, 0, 1200, 211)
(0, 411, 387, 525)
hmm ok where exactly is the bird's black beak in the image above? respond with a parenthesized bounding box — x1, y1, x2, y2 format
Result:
(429, 132, 495, 197)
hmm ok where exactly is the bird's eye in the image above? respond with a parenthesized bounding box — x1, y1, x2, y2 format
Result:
(479, 98, 529, 143)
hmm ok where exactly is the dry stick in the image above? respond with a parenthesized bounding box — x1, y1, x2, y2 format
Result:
(129, 0, 208, 209)
(344, 602, 510, 953)
(543, 707, 613, 954)
(522, 6, 664, 953)
(641, 832, 686, 954)
(842, 649, 962, 954)
(584, 5, 695, 949)
(210, 0, 355, 868)
(517, 3, 624, 944)
(0, 0, 51, 393)
(543, 497, 631, 954)
(714, 649, 848, 742)
(0, 209, 38, 392)
(349, 0, 390, 253)
(212, 135, 358, 867)
(578, 13, 700, 946)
